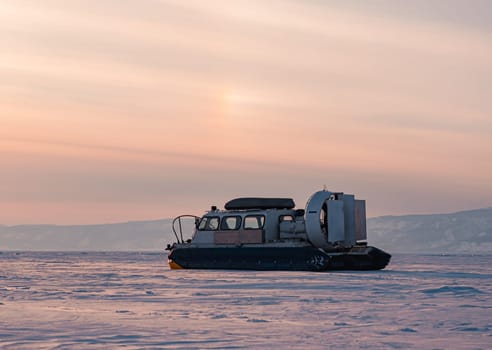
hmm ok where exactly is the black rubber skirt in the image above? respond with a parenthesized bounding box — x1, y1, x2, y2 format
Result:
(168, 245, 391, 271)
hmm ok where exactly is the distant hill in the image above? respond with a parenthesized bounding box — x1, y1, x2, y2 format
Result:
(368, 208, 492, 254)
(0, 208, 491, 253)
(0, 219, 176, 251)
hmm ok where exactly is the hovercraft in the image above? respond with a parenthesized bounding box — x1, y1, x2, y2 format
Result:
(166, 190, 390, 271)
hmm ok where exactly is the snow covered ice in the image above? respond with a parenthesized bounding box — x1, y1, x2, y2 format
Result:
(1, 252, 491, 349)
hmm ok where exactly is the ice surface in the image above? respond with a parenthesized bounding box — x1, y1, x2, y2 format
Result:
(0, 252, 491, 349)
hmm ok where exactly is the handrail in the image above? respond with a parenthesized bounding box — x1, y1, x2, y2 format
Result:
(172, 215, 200, 243)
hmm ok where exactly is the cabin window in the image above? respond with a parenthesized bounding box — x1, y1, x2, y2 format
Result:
(279, 215, 294, 222)
(244, 215, 265, 229)
(220, 216, 242, 230)
(197, 216, 220, 231)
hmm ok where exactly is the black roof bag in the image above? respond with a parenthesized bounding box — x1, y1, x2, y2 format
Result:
(224, 197, 295, 210)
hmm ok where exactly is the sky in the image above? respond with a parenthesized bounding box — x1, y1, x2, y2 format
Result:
(1, 0, 491, 225)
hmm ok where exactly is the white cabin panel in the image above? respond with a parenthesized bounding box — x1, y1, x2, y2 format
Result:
(355, 200, 367, 241)
(342, 194, 356, 247)
(327, 199, 344, 244)
(191, 231, 215, 244)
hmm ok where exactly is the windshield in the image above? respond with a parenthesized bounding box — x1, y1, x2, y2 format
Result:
(197, 216, 219, 231)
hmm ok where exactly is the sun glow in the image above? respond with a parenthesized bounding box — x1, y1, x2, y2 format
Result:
(219, 89, 270, 118)
(223, 91, 250, 105)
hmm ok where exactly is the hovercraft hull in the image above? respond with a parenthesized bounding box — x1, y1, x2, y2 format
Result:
(168, 245, 390, 271)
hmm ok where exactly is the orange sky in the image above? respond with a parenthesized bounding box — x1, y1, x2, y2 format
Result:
(1, 0, 491, 224)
